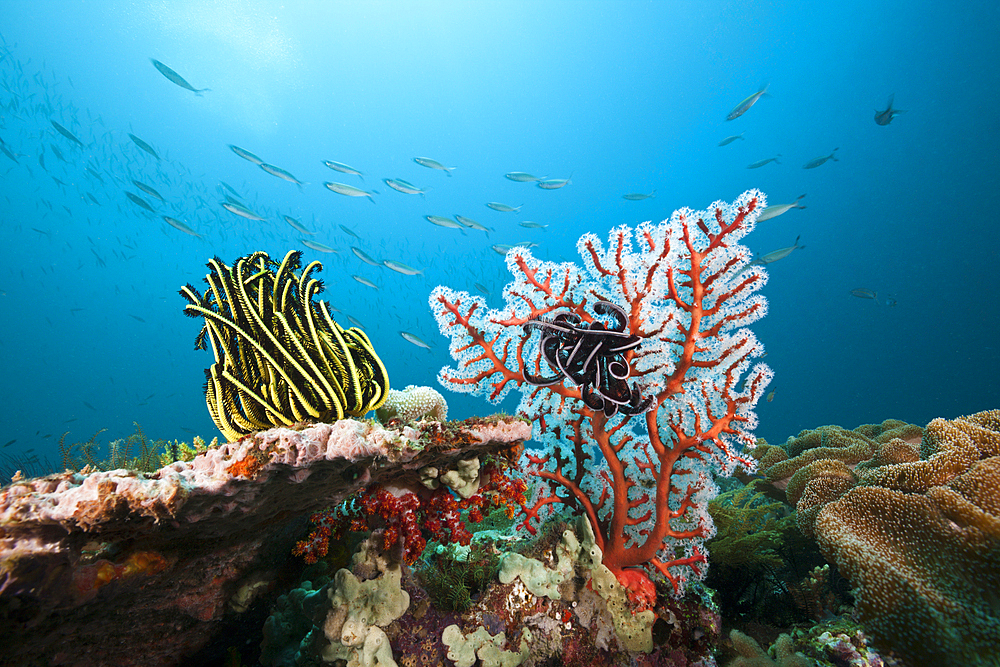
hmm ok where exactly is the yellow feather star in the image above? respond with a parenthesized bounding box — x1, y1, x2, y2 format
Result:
(180, 250, 390, 442)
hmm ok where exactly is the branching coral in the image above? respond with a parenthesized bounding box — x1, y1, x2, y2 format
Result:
(431, 191, 772, 599)
(180, 250, 389, 442)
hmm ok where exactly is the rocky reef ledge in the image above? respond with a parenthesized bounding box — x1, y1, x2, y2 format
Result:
(0, 416, 530, 667)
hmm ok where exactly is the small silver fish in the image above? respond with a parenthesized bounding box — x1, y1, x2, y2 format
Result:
(803, 148, 838, 169)
(413, 156, 455, 176)
(353, 275, 379, 289)
(505, 172, 543, 182)
(50, 120, 85, 147)
(221, 201, 265, 221)
(491, 244, 514, 255)
(718, 132, 745, 146)
(756, 194, 806, 222)
(426, 215, 464, 229)
(325, 182, 375, 203)
(302, 239, 337, 253)
(383, 178, 427, 196)
(727, 84, 769, 120)
(283, 215, 314, 235)
(126, 192, 156, 213)
(220, 181, 242, 197)
(747, 156, 781, 169)
(519, 221, 548, 230)
(622, 190, 655, 201)
(133, 180, 165, 202)
(347, 315, 366, 329)
(750, 236, 805, 265)
(150, 58, 209, 95)
(383, 259, 422, 275)
(537, 178, 571, 189)
(455, 215, 492, 233)
(875, 94, 905, 126)
(323, 160, 364, 179)
(486, 202, 522, 213)
(260, 163, 306, 188)
(850, 288, 878, 301)
(340, 224, 361, 239)
(400, 331, 432, 349)
(351, 246, 380, 266)
(129, 133, 159, 159)
(474, 282, 491, 296)
(230, 144, 264, 165)
(162, 216, 201, 237)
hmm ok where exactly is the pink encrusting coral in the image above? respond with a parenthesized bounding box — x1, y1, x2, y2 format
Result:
(431, 190, 773, 598)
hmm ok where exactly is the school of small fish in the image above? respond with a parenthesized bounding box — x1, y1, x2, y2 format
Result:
(0, 31, 906, 443)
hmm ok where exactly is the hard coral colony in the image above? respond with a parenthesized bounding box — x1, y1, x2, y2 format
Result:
(432, 189, 772, 600)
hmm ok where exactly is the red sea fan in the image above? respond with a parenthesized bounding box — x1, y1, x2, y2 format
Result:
(430, 190, 772, 597)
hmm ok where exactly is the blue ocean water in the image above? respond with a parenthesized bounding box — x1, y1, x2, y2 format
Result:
(1, 0, 997, 470)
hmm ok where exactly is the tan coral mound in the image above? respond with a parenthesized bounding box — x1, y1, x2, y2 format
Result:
(807, 410, 1000, 667)
(376, 384, 449, 423)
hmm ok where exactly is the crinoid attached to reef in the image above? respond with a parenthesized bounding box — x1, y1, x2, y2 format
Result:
(180, 250, 390, 441)
(522, 300, 651, 417)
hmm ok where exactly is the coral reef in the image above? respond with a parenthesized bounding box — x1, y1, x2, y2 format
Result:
(261, 513, 723, 666)
(725, 629, 811, 667)
(377, 384, 449, 423)
(431, 191, 772, 603)
(54, 423, 215, 476)
(755, 410, 1000, 666)
(180, 250, 390, 442)
(416, 539, 503, 613)
(293, 454, 526, 566)
(0, 416, 530, 667)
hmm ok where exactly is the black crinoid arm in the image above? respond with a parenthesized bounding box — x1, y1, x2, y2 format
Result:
(522, 300, 650, 418)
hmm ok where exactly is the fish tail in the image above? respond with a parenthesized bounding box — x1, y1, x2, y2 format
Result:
(195, 88, 211, 96)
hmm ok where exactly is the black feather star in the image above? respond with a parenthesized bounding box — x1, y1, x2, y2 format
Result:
(522, 301, 651, 418)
